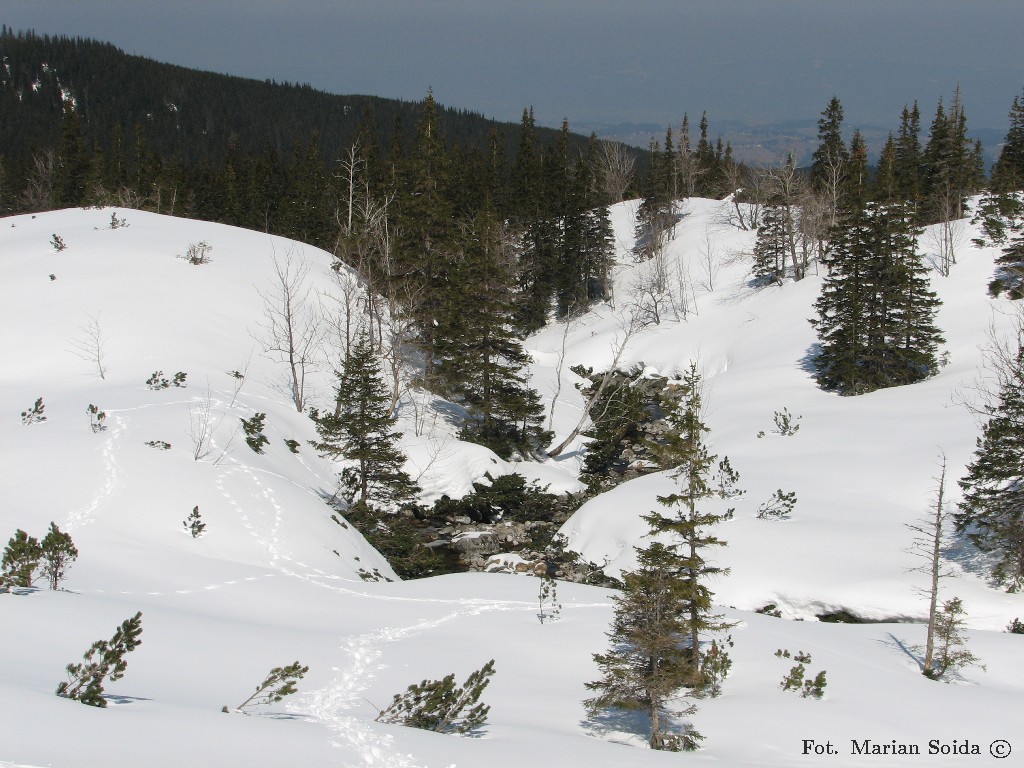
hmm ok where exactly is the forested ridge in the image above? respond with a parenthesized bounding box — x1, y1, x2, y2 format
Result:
(0, 28, 605, 170)
(0, 28, 643, 238)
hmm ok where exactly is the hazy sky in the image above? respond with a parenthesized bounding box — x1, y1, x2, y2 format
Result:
(4, 0, 1023, 135)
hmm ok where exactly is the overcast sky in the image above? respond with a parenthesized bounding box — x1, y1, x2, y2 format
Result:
(4, 0, 1023, 136)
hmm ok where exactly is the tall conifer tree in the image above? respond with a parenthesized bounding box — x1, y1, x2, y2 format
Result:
(396, 91, 456, 383)
(895, 103, 924, 214)
(311, 332, 418, 511)
(435, 212, 548, 458)
(922, 89, 984, 224)
(992, 89, 1024, 193)
(584, 539, 700, 751)
(956, 341, 1024, 591)
(812, 202, 943, 394)
(644, 363, 738, 679)
(811, 97, 849, 195)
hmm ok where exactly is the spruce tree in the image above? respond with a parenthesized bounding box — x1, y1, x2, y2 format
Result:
(635, 130, 676, 261)
(992, 89, 1024, 193)
(584, 540, 700, 751)
(512, 107, 559, 333)
(956, 341, 1024, 590)
(434, 212, 548, 458)
(992, 230, 1024, 299)
(643, 363, 739, 681)
(694, 111, 719, 197)
(395, 90, 457, 382)
(926, 597, 984, 679)
(311, 332, 418, 511)
(752, 201, 788, 286)
(811, 203, 874, 392)
(845, 130, 870, 209)
(812, 202, 943, 394)
(578, 366, 651, 490)
(811, 96, 849, 207)
(922, 89, 984, 224)
(556, 141, 614, 315)
(54, 106, 90, 208)
(894, 102, 924, 214)
(874, 134, 900, 204)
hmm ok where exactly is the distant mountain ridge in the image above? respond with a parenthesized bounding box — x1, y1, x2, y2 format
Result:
(0, 28, 612, 171)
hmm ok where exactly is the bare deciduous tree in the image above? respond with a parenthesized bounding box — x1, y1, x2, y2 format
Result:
(670, 252, 697, 321)
(322, 267, 368, 397)
(22, 150, 56, 211)
(69, 312, 108, 380)
(698, 229, 722, 292)
(333, 139, 366, 241)
(188, 386, 215, 461)
(630, 258, 670, 327)
(928, 192, 967, 277)
(718, 162, 757, 231)
(547, 315, 638, 457)
(255, 251, 324, 413)
(547, 315, 575, 431)
(592, 140, 636, 205)
(956, 305, 1024, 419)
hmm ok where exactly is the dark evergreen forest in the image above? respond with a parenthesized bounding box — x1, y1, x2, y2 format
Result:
(0, 28, 641, 239)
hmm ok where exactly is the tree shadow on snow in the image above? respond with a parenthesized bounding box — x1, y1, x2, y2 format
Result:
(103, 694, 151, 705)
(255, 710, 312, 721)
(799, 343, 823, 380)
(580, 708, 651, 747)
(941, 530, 1005, 588)
(879, 632, 926, 673)
(878, 633, 979, 684)
(0, 585, 42, 597)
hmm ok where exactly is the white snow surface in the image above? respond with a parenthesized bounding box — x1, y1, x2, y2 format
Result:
(2, 201, 1023, 767)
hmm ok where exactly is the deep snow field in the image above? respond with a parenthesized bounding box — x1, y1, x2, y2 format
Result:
(2, 199, 1023, 767)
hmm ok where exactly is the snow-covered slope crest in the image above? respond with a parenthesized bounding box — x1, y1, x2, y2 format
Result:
(0, 206, 397, 586)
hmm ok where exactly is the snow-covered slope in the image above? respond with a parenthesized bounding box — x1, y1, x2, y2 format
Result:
(2, 202, 1023, 768)
(542, 198, 1024, 628)
(1, 208, 398, 587)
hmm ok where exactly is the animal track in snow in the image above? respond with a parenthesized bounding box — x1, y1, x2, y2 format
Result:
(293, 603, 520, 767)
(65, 412, 125, 531)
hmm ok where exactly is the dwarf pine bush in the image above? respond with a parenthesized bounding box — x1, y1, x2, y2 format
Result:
(183, 506, 206, 538)
(376, 660, 495, 734)
(241, 413, 269, 453)
(21, 397, 46, 425)
(225, 661, 308, 713)
(56, 612, 143, 707)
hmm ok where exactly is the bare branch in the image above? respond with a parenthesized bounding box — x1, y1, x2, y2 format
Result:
(69, 312, 107, 380)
